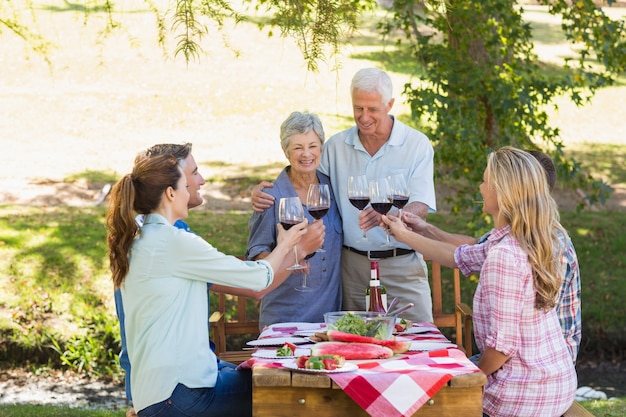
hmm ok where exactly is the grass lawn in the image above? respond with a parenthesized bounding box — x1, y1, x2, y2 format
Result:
(0, 405, 125, 417)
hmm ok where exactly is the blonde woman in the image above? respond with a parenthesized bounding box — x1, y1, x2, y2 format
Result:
(383, 147, 576, 417)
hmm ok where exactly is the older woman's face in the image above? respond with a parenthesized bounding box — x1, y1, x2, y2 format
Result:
(285, 130, 322, 175)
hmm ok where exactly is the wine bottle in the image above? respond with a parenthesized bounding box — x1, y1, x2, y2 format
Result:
(365, 285, 388, 310)
(365, 260, 388, 310)
(366, 260, 386, 313)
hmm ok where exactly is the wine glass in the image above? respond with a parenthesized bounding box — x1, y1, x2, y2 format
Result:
(369, 178, 394, 247)
(347, 175, 370, 242)
(278, 197, 306, 270)
(388, 173, 409, 217)
(294, 261, 313, 292)
(306, 183, 331, 253)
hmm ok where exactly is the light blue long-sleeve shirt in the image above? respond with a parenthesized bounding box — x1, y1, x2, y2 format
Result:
(115, 218, 196, 402)
(121, 213, 273, 412)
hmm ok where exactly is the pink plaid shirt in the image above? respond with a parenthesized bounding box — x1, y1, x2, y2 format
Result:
(455, 228, 581, 362)
(458, 226, 576, 417)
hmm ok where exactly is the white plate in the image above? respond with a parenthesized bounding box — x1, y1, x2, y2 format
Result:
(394, 326, 437, 335)
(409, 341, 457, 351)
(270, 322, 323, 331)
(283, 360, 359, 374)
(246, 337, 309, 347)
(292, 329, 318, 337)
(252, 347, 311, 359)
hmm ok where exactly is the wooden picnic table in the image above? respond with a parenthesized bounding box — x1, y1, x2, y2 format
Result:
(252, 365, 486, 417)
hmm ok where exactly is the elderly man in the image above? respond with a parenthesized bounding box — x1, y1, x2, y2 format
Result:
(252, 68, 436, 323)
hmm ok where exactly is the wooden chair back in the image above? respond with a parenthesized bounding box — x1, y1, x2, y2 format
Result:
(209, 292, 260, 364)
(209, 255, 261, 364)
(427, 260, 473, 356)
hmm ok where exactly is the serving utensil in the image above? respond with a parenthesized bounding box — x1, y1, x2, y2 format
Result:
(386, 302, 414, 317)
(386, 297, 399, 314)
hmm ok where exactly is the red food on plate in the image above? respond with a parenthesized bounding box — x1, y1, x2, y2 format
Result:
(311, 341, 394, 359)
(294, 355, 345, 370)
(322, 358, 338, 370)
(295, 355, 309, 368)
(394, 319, 413, 332)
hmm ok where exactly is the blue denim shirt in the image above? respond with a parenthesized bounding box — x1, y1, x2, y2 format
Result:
(246, 168, 343, 329)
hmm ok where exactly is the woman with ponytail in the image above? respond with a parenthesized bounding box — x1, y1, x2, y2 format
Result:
(106, 154, 306, 417)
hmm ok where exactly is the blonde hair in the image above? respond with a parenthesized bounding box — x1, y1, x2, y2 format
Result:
(486, 147, 566, 310)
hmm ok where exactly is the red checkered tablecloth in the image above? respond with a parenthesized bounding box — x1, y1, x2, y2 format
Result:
(240, 322, 482, 417)
(329, 348, 479, 417)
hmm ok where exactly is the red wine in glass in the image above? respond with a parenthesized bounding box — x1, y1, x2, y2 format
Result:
(369, 178, 394, 247)
(391, 195, 409, 210)
(388, 174, 410, 217)
(371, 201, 393, 214)
(306, 184, 331, 252)
(349, 197, 370, 211)
(308, 206, 329, 220)
(347, 175, 370, 242)
(281, 220, 301, 230)
(278, 197, 306, 270)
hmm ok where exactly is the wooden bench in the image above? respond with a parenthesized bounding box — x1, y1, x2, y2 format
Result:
(563, 401, 595, 417)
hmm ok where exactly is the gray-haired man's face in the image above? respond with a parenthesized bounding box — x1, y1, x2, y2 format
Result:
(182, 154, 205, 209)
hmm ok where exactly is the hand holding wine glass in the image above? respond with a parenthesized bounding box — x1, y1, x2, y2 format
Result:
(347, 175, 370, 242)
(278, 197, 307, 270)
(306, 183, 330, 253)
(369, 178, 394, 247)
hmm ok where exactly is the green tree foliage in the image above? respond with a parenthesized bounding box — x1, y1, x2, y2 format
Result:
(249, 0, 378, 71)
(170, 0, 246, 61)
(3, 0, 625, 214)
(1, 0, 53, 61)
(378, 0, 624, 215)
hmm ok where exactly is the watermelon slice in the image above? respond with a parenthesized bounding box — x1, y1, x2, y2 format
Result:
(327, 329, 381, 344)
(311, 341, 394, 360)
(276, 342, 297, 357)
(327, 330, 410, 354)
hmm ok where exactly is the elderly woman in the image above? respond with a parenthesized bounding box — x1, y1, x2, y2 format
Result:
(246, 111, 343, 329)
